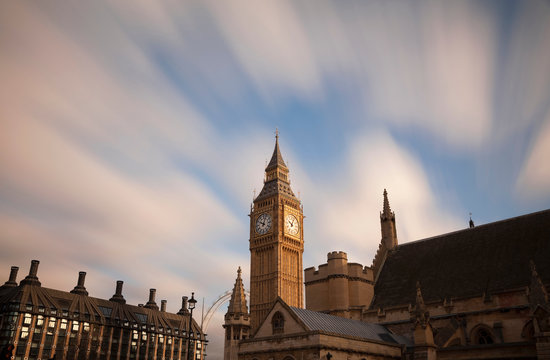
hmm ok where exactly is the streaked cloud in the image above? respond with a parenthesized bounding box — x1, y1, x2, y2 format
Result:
(1, 1, 550, 359)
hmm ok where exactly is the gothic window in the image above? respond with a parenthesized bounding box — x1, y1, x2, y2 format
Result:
(522, 321, 535, 342)
(472, 326, 495, 345)
(272, 312, 285, 334)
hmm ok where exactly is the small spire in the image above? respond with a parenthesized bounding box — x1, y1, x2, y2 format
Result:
(528, 260, 549, 309)
(469, 213, 475, 228)
(227, 267, 248, 316)
(266, 130, 287, 170)
(414, 281, 430, 327)
(382, 189, 392, 217)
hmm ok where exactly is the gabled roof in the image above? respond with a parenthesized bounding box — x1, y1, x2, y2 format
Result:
(371, 209, 550, 309)
(289, 305, 411, 345)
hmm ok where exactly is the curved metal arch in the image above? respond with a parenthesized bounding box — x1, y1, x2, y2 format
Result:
(201, 290, 250, 333)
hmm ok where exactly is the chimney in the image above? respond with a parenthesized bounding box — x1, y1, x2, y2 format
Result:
(70, 271, 89, 296)
(144, 288, 159, 310)
(178, 296, 189, 315)
(20, 260, 41, 286)
(3, 266, 19, 287)
(109, 280, 126, 304)
(161, 300, 167, 312)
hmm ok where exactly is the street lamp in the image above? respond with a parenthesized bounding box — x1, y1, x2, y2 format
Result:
(187, 292, 197, 360)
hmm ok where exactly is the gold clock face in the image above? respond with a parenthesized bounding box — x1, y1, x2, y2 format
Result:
(255, 213, 272, 234)
(284, 214, 299, 235)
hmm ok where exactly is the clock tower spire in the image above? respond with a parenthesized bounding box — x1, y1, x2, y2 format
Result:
(249, 132, 304, 331)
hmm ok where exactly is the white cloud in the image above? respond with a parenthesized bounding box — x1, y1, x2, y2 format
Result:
(205, 0, 322, 100)
(516, 116, 550, 198)
(288, 131, 463, 268)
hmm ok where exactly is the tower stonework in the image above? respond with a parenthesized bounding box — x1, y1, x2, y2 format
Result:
(223, 267, 250, 360)
(249, 134, 304, 331)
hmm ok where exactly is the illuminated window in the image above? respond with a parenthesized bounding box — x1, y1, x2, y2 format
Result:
(23, 313, 32, 325)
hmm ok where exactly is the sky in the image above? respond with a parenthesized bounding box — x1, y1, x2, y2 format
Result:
(1, 1, 550, 358)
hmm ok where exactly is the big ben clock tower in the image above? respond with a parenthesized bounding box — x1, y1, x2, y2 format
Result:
(249, 132, 304, 331)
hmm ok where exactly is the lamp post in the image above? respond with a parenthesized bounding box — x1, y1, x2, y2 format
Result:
(187, 292, 197, 360)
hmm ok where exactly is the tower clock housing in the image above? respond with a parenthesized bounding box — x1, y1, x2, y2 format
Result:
(249, 134, 304, 331)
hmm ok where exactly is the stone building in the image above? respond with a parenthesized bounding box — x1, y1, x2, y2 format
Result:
(306, 193, 550, 359)
(0, 260, 207, 360)
(225, 135, 550, 360)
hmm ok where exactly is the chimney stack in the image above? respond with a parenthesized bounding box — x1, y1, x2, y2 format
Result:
(3, 266, 19, 287)
(161, 300, 167, 312)
(144, 288, 159, 310)
(70, 271, 89, 296)
(178, 296, 189, 315)
(20, 260, 41, 286)
(109, 280, 126, 304)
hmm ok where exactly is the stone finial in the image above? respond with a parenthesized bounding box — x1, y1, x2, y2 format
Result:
(528, 260, 549, 310)
(382, 189, 392, 218)
(414, 281, 430, 328)
(109, 280, 126, 304)
(227, 267, 249, 317)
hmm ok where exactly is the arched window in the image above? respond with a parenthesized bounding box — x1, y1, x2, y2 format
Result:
(472, 326, 495, 345)
(272, 312, 285, 334)
(522, 321, 535, 342)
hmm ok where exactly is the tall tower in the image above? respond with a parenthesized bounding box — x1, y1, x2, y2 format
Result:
(223, 267, 250, 360)
(249, 133, 304, 331)
(372, 189, 398, 280)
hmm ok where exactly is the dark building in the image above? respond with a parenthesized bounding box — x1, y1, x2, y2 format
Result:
(0, 260, 207, 360)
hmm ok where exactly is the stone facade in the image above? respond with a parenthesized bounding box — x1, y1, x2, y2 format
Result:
(239, 299, 405, 360)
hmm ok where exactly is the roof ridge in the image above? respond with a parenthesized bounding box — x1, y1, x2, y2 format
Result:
(397, 208, 550, 248)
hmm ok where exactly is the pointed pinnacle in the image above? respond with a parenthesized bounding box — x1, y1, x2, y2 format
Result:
(383, 189, 392, 216)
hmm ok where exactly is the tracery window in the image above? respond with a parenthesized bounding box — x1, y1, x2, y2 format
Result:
(473, 327, 495, 345)
(272, 311, 284, 334)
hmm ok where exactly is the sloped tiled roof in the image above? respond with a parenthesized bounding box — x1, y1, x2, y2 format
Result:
(256, 178, 296, 200)
(289, 306, 411, 345)
(371, 209, 550, 309)
(265, 136, 287, 171)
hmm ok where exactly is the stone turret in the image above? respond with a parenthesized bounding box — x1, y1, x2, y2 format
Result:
(223, 267, 250, 360)
(372, 189, 398, 281)
(411, 282, 436, 360)
(305, 251, 373, 319)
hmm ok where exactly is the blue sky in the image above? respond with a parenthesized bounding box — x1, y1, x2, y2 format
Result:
(1, 1, 550, 358)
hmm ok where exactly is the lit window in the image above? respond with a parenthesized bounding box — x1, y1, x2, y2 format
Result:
(24, 314, 32, 325)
